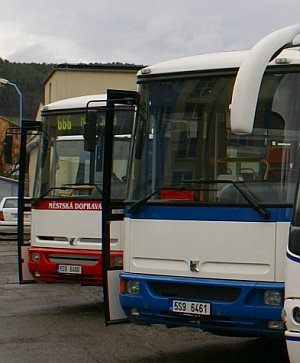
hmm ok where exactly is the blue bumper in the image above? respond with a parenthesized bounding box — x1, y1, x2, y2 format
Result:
(119, 273, 284, 338)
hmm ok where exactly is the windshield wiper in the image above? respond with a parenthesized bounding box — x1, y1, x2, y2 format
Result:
(127, 186, 186, 215)
(225, 180, 270, 219)
(32, 187, 70, 206)
(186, 179, 270, 219)
(128, 180, 270, 219)
(32, 184, 103, 206)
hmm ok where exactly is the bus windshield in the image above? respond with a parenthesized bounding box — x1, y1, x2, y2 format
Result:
(34, 107, 132, 200)
(128, 71, 300, 205)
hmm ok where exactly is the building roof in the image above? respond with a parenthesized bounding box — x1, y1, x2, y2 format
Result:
(54, 63, 145, 71)
(0, 115, 19, 127)
(44, 62, 145, 85)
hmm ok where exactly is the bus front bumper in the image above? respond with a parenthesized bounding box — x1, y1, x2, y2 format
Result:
(120, 273, 285, 338)
(28, 247, 122, 286)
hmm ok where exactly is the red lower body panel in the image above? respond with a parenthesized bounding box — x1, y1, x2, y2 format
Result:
(28, 247, 122, 286)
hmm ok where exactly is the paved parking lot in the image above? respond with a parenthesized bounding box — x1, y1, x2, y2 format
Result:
(0, 242, 289, 363)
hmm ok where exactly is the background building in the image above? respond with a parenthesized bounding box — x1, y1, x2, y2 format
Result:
(0, 116, 19, 176)
(43, 63, 143, 104)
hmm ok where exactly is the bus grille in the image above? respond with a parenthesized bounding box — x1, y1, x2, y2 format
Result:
(149, 282, 240, 302)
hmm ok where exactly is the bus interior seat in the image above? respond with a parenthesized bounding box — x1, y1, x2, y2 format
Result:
(218, 182, 282, 204)
(216, 174, 240, 196)
(265, 146, 296, 182)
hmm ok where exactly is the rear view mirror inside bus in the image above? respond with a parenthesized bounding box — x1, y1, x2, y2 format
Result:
(83, 110, 97, 151)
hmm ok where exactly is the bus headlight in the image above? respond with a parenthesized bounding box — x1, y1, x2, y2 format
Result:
(126, 280, 140, 294)
(30, 252, 40, 262)
(293, 307, 300, 324)
(264, 290, 281, 306)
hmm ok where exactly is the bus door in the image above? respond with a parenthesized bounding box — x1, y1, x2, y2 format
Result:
(101, 89, 139, 324)
(8, 120, 43, 283)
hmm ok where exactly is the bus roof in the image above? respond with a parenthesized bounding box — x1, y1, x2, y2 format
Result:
(137, 48, 300, 78)
(42, 94, 107, 112)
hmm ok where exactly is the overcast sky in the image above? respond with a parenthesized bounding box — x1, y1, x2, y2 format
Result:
(1, 0, 300, 66)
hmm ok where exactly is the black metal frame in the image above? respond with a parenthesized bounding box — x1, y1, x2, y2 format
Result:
(102, 89, 139, 324)
(16, 120, 42, 283)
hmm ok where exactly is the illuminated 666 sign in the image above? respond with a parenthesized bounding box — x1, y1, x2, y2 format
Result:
(57, 115, 72, 130)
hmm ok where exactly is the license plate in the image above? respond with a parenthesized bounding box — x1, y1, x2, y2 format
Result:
(169, 299, 211, 315)
(57, 264, 82, 274)
(12, 214, 30, 219)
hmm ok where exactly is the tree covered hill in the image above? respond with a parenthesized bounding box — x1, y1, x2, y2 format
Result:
(0, 59, 53, 123)
(0, 60, 143, 124)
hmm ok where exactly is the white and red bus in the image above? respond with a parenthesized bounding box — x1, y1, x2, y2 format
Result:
(27, 94, 133, 285)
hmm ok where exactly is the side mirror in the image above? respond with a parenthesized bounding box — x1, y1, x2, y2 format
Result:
(83, 110, 97, 151)
(3, 134, 12, 163)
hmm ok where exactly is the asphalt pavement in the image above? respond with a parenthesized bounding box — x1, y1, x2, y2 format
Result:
(0, 241, 289, 363)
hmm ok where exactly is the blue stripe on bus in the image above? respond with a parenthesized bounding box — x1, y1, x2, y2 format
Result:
(286, 251, 300, 264)
(124, 204, 292, 222)
(286, 335, 300, 342)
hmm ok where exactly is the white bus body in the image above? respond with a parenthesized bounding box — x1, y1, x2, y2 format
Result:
(119, 25, 300, 340)
(228, 23, 300, 361)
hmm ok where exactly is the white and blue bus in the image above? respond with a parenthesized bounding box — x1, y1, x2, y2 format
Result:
(118, 25, 300, 339)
